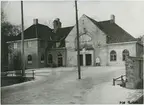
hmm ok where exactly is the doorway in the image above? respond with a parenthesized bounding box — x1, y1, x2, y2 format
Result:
(85, 54, 92, 66)
(58, 53, 63, 67)
(80, 54, 83, 66)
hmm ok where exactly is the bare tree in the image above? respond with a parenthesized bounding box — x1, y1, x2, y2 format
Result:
(1, 8, 21, 71)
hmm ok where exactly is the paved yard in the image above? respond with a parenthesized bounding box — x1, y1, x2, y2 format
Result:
(1, 66, 125, 104)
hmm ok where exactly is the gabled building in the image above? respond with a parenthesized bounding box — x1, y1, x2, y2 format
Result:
(7, 14, 143, 70)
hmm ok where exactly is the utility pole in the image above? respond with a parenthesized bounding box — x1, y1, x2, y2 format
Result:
(21, 1, 25, 77)
(75, 0, 81, 79)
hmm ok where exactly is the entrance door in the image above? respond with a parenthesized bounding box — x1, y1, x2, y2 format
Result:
(85, 54, 92, 66)
(58, 53, 63, 67)
(58, 57, 63, 66)
(80, 54, 83, 66)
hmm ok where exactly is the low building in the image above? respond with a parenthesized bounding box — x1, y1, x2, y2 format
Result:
(7, 14, 144, 69)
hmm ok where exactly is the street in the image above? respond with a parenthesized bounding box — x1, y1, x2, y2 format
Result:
(1, 66, 125, 104)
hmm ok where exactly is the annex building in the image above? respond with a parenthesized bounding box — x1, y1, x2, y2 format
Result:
(7, 14, 144, 69)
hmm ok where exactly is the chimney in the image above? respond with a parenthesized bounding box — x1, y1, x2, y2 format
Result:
(53, 18, 62, 33)
(33, 19, 38, 24)
(110, 14, 115, 23)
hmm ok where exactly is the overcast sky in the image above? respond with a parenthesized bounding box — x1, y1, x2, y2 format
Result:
(2, 0, 144, 38)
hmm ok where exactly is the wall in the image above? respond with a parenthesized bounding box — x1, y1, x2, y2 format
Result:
(38, 40, 48, 68)
(65, 14, 107, 66)
(125, 56, 143, 89)
(136, 42, 144, 57)
(47, 48, 66, 67)
(98, 45, 108, 66)
(67, 49, 77, 66)
(8, 39, 39, 70)
(107, 42, 136, 66)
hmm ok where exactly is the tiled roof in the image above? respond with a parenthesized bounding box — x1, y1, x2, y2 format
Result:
(86, 15, 136, 43)
(52, 26, 73, 47)
(52, 26, 73, 41)
(8, 15, 136, 45)
(7, 23, 54, 41)
(8, 24, 73, 43)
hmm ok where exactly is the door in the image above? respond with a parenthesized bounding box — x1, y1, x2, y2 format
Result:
(86, 54, 92, 66)
(14, 56, 18, 70)
(80, 54, 83, 66)
(58, 53, 63, 67)
(58, 57, 63, 66)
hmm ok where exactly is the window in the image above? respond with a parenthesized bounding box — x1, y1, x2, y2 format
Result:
(48, 54, 53, 63)
(79, 34, 92, 44)
(110, 50, 117, 61)
(27, 41, 32, 47)
(41, 54, 44, 63)
(14, 43, 17, 49)
(75, 34, 92, 50)
(56, 42, 60, 48)
(58, 52, 62, 57)
(28, 55, 32, 64)
(122, 49, 129, 61)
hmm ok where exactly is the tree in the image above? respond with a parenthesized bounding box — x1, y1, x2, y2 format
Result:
(1, 8, 21, 71)
(137, 35, 144, 42)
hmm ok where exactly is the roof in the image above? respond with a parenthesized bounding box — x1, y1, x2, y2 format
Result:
(51, 26, 73, 47)
(8, 14, 136, 45)
(52, 26, 73, 41)
(86, 15, 136, 43)
(7, 23, 73, 49)
(7, 23, 54, 41)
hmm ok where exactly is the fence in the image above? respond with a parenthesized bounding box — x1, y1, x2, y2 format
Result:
(1, 70, 35, 79)
(113, 75, 126, 86)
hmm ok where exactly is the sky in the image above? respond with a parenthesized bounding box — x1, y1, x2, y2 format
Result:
(2, 0, 144, 38)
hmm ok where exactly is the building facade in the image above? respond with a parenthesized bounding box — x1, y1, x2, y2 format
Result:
(7, 14, 144, 70)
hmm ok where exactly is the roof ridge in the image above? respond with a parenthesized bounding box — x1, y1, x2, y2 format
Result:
(51, 26, 74, 30)
(37, 23, 52, 29)
(98, 20, 111, 23)
(85, 15, 98, 22)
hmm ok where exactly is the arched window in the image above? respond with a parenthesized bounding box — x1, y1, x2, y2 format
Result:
(28, 55, 32, 64)
(48, 54, 53, 63)
(110, 50, 117, 61)
(75, 34, 92, 50)
(41, 54, 44, 63)
(122, 49, 129, 61)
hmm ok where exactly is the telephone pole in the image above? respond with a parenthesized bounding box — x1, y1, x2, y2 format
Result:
(75, 0, 81, 79)
(21, 1, 25, 77)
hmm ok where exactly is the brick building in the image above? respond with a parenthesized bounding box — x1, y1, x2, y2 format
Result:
(7, 14, 144, 69)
